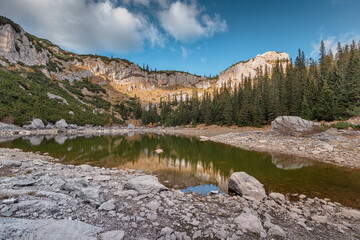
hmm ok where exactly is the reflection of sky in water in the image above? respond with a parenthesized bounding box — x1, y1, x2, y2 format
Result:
(181, 184, 222, 195)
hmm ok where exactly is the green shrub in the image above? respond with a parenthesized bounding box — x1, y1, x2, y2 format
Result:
(331, 122, 351, 129)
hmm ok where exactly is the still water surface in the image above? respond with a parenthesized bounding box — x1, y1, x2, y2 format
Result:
(1, 134, 359, 208)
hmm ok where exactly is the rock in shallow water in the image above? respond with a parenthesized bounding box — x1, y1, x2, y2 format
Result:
(228, 172, 266, 200)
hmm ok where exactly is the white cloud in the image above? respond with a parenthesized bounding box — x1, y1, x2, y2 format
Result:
(181, 46, 188, 58)
(201, 57, 206, 64)
(311, 32, 360, 58)
(0, 0, 164, 53)
(158, 1, 227, 42)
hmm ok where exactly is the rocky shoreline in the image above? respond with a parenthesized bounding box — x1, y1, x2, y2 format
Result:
(207, 128, 360, 169)
(0, 148, 359, 239)
(1, 120, 360, 169)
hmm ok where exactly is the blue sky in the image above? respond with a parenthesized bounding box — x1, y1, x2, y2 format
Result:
(1, 0, 360, 76)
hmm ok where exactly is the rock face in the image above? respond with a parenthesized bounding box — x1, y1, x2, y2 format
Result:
(0, 21, 212, 91)
(0, 24, 49, 65)
(228, 172, 266, 200)
(218, 51, 289, 87)
(271, 116, 318, 136)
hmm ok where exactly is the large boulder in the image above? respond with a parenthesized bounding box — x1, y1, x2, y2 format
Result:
(271, 116, 317, 136)
(0, 217, 102, 240)
(23, 118, 45, 130)
(126, 175, 168, 194)
(55, 119, 68, 129)
(228, 172, 266, 200)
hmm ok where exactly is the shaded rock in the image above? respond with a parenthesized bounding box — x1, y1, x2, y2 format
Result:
(228, 172, 266, 200)
(269, 192, 285, 202)
(271, 116, 317, 136)
(192, 230, 202, 239)
(268, 225, 286, 237)
(235, 212, 265, 235)
(0, 159, 22, 167)
(79, 187, 104, 207)
(101, 230, 125, 240)
(55, 119, 68, 129)
(13, 179, 35, 187)
(2, 198, 18, 204)
(47, 93, 68, 105)
(127, 175, 168, 194)
(0, 217, 101, 240)
(160, 227, 173, 236)
(23, 118, 45, 130)
(98, 199, 116, 211)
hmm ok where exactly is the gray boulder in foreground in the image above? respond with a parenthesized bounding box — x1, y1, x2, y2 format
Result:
(0, 217, 102, 240)
(271, 116, 318, 136)
(55, 119, 68, 129)
(228, 172, 266, 200)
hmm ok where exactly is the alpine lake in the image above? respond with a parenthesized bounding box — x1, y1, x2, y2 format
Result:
(1, 133, 359, 209)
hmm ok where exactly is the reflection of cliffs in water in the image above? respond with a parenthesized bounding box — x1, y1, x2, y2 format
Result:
(271, 154, 314, 170)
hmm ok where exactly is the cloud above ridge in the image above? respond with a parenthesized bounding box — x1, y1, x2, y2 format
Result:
(0, 0, 226, 54)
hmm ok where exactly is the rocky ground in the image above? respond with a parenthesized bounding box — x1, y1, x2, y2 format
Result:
(0, 148, 359, 240)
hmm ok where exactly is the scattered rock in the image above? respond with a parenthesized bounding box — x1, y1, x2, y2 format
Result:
(23, 118, 45, 130)
(268, 225, 286, 237)
(228, 172, 266, 200)
(127, 175, 168, 194)
(13, 179, 36, 187)
(55, 119, 68, 129)
(0, 159, 22, 167)
(0, 217, 102, 240)
(269, 192, 285, 202)
(101, 230, 125, 240)
(98, 199, 116, 211)
(234, 212, 265, 235)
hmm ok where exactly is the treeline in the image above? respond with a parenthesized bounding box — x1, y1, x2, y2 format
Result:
(141, 41, 360, 126)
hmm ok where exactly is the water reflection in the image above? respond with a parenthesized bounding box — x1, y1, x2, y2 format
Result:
(0, 134, 359, 208)
(271, 154, 314, 170)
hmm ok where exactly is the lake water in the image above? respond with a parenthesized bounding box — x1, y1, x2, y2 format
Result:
(1, 133, 359, 208)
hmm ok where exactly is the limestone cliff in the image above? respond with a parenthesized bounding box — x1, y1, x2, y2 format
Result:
(217, 51, 289, 87)
(0, 21, 212, 93)
(0, 24, 49, 66)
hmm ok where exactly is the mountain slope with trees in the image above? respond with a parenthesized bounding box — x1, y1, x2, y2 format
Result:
(142, 41, 360, 127)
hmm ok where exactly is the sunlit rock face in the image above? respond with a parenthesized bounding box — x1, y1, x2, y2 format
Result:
(217, 51, 289, 87)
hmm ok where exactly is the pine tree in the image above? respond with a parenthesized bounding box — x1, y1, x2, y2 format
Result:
(315, 80, 335, 121)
